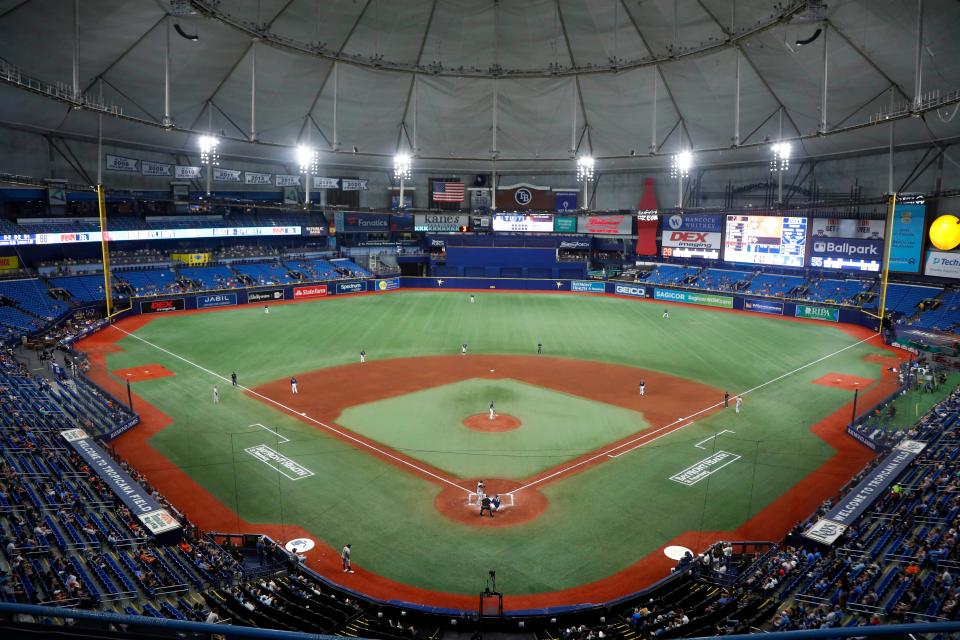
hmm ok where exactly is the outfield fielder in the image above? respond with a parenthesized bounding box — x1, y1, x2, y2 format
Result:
(663, 308, 670, 319)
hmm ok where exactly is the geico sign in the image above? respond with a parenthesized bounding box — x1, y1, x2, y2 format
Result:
(669, 231, 709, 243)
(813, 241, 879, 255)
(614, 285, 645, 297)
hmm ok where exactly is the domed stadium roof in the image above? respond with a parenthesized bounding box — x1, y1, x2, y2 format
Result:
(0, 0, 957, 172)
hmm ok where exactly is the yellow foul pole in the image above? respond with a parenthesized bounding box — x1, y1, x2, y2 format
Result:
(877, 192, 897, 331)
(97, 185, 113, 318)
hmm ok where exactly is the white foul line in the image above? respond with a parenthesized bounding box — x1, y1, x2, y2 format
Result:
(694, 429, 735, 450)
(505, 330, 883, 495)
(111, 325, 471, 494)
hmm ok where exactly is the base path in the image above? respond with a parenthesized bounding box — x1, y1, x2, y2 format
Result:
(463, 413, 521, 432)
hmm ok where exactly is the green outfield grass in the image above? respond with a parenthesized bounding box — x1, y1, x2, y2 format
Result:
(103, 291, 895, 596)
(337, 378, 649, 479)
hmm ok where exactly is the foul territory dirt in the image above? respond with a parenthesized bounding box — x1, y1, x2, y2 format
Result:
(111, 363, 175, 382)
(75, 314, 904, 612)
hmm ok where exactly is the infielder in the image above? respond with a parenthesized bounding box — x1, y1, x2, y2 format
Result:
(341, 544, 353, 573)
(290, 377, 298, 394)
(735, 395, 743, 414)
(461, 342, 468, 355)
(212, 385, 220, 404)
(360, 350, 366, 364)
(639, 380, 646, 396)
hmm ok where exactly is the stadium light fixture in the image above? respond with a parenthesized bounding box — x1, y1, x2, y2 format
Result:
(296, 145, 319, 174)
(670, 150, 693, 180)
(198, 135, 220, 166)
(770, 141, 791, 172)
(576, 155, 595, 182)
(393, 152, 412, 181)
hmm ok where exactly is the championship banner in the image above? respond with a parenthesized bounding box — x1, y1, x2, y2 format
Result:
(415, 214, 469, 232)
(889, 202, 926, 273)
(341, 178, 368, 191)
(170, 252, 211, 266)
(654, 288, 733, 308)
(795, 304, 839, 322)
(0, 256, 19, 271)
(197, 293, 237, 309)
(925, 250, 960, 278)
(105, 154, 139, 172)
(661, 213, 722, 260)
(213, 168, 242, 183)
(313, 177, 340, 189)
(61, 429, 181, 536)
(276, 174, 301, 187)
(578, 215, 633, 235)
(244, 171, 273, 185)
(175, 165, 202, 179)
(141, 160, 172, 177)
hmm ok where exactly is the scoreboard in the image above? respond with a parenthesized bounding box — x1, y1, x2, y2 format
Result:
(723, 215, 807, 268)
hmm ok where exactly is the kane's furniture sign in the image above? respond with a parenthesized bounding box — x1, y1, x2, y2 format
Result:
(654, 289, 733, 308)
(795, 304, 839, 322)
(415, 214, 469, 232)
(140, 298, 185, 314)
(61, 429, 181, 536)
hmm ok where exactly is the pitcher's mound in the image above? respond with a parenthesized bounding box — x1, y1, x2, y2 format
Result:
(463, 414, 521, 432)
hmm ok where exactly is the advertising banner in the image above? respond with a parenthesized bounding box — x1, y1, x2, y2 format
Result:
(724, 215, 808, 267)
(197, 293, 237, 309)
(661, 213, 723, 260)
(175, 165, 202, 179)
(105, 154, 139, 172)
(390, 213, 415, 231)
(925, 250, 960, 278)
(414, 214, 469, 232)
(654, 288, 733, 308)
(141, 160, 172, 177)
(635, 177, 659, 255)
(335, 280, 367, 294)
(244, 171, 273, 185)
(170, 252, 211, 266)
(558, 239, 591, 250)
(0, 256, 19, 270)
(302, 225, 327, 236)
(554, 216, 578, 233)
(889, 202, 926, 273)
(555, 191, 578, 212)
(292, 285, 327, 299)
(276, 174, 301, 187)
(341, 178, 369, 191)
(743, 298, 784, 315)
(809, 238, 884, 272)
(341, 213, 389, 232)
(822, 441, 926, 526)
(61, 429, 181, 535)
(213, 168, 242, 183)
(572, 280, 606, 293)
(802, 519, 848, 546)
(139, 298, 185, 314)
(613, 283, 646, 297)
(795, 304, 839, 322)
(578, 215, 633, 235)
(249, 288, 286, 303)
(493, 214, 554, 232)
(375, 277, 400, 291)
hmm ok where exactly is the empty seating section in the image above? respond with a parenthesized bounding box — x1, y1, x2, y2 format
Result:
(178, 265, 242, 291)
(231, 262, 294, 285)
(113, 269, 177, 297)
(644, 265, 700, 285)
(330, 258, 371, 277)
(805, 279, 871, 304)
(913, 290, 960, 331)
(287, 259, 336, 281)
(694, 268, 753, 291)
(746, 274, 806, 296)
(0, 278, 69, 319)
(50, 275, 106, 303)
(864, 283, 941, 313)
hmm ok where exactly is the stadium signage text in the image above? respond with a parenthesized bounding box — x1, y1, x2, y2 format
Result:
(802, 519, 848, 546)
(414, 214, 469, 232)
(743, 299, 784, 315)
(653, 288, 734, 308)
(572, 280, 607, 293)
(197, 293, 237, 309)
(924, 251, 960, 279)
(335, 280, 367, 294)
(292, 285, 328, 299)
(376, 278, 400, 291)
(795, 304, 839, 322)
(140, 298, 185, 314)
(248, 288, 286, 303)
(613, 284, 646, 297)
(558, 240, 591, 249)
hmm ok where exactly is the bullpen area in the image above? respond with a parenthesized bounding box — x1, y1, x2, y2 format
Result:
(77, 290, 902, 610)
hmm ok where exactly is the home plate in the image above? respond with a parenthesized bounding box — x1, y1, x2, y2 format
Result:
(664, 545, 694, 561)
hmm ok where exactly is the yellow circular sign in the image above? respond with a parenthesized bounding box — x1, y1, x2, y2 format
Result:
(929, 214, 960, 251)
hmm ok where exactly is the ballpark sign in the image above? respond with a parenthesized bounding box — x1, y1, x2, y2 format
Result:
(795, 304, 839, 322)
(654, 288, 733, 308)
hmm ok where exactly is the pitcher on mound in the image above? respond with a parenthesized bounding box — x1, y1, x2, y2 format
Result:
(489, 400, 496, 421)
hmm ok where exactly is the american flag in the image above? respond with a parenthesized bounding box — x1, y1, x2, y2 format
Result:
(432, 180, 465, 202)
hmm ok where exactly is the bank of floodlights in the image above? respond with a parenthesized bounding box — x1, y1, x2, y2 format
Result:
(198, 135, 220, 166)
(670, 150, 693, 179)
(576, 155, 595, 182)
(393, 153, 412, 181)
(296, 145, 319, 174)
(770, 142, 791, 172)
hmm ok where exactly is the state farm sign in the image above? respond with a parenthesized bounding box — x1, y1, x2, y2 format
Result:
(293, 285, 328, 299)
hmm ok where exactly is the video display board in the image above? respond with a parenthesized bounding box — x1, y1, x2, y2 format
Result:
(661, 213, 722, 260)
(492, 214, 554, 232)
(808, 218, 884, 272)
(723, 215, 807, 267)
